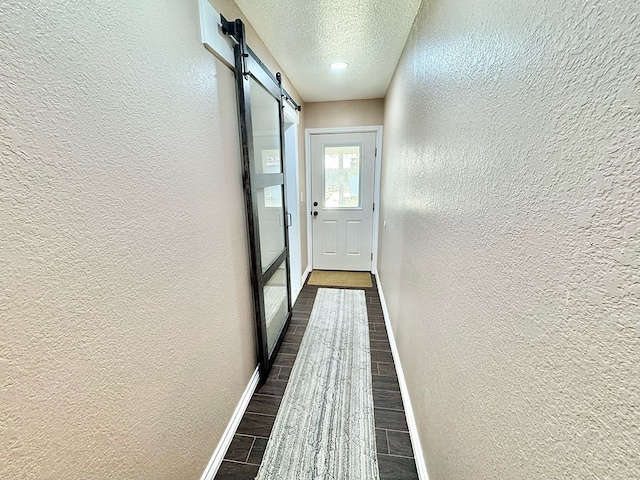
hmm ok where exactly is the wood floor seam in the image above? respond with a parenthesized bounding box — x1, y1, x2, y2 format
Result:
(242, 411, 276, 418)
(234, 433, 267, 439)
(221, 459, 260, 466)
(244, 437, 256, 464)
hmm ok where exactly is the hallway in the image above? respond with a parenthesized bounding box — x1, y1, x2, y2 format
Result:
(216, 277, 419, 479)
(2, 0, 638, 479)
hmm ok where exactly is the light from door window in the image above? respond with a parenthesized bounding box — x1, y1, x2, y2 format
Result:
(324, 146, 361, 208)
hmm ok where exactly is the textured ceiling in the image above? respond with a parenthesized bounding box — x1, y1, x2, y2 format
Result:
(234, 0, 423, 102)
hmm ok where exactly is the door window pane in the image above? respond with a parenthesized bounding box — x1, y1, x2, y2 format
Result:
(264, 259, 288, 354)
(257, 185, 285, 271)
(324, 145, 361, 208)
(250, 79, 282, 175)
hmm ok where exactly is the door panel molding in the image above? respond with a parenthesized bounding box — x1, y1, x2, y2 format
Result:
(323, 221, 339, 255)
(346, 221, 362, 255)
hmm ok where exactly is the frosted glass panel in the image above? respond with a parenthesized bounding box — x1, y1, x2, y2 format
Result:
(324, 145, 361, 208)
(257, 186, 285, 271)
(261, 149, 281, 174)
(263, 185, 282, 208)
(264, 259, 288, 354)
(250, 79, 281, 175)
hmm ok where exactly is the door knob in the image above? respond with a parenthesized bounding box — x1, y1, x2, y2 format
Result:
(313, 211, 318, 217)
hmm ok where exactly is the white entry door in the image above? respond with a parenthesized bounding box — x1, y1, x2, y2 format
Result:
(310, 132, 377, 271)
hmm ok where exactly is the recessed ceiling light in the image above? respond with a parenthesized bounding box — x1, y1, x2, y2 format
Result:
(330, 62, 349, 70)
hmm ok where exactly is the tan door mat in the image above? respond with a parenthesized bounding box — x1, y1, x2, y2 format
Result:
(307, 270, 373, 288)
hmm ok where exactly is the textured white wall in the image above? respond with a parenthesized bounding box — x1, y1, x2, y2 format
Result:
(1, 1, 260, 479)
(379, 0, 640, 478)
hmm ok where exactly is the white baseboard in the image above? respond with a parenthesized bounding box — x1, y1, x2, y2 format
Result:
(374, 272, 429, 480)
(301, 265, 312, 286)
(199, 367, 260, 480)
(292, 266, 312, 305)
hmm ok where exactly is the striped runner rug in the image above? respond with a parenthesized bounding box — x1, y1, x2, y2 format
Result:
(256, 288, 379, 480)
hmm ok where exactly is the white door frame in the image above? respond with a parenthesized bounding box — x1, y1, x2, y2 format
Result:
(305, 126, 383, 274)
(284, 103, 303, 302)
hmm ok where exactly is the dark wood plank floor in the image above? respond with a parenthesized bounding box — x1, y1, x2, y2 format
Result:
(215, 275, 419, 479)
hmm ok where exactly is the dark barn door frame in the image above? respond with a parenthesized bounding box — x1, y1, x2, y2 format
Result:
(222, 16, 300, 381)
